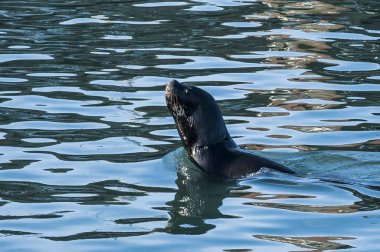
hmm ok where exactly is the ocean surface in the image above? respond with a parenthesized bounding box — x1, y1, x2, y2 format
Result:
(0, 1, 379, 251)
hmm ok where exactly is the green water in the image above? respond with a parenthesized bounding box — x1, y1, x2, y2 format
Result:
(0, 1, 379, 251)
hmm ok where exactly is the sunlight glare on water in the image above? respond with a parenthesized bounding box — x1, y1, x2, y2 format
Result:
(0, 1, 379, 251)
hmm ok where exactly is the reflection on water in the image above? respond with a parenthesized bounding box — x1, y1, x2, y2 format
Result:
(0, 0, 379, 251)
(254, 235, 355, 251)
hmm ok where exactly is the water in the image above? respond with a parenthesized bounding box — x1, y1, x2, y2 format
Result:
(0, 1, 379, 251)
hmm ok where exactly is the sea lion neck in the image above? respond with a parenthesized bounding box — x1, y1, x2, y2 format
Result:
(165, 80, 229, 148)
(165, 79, 297, 179)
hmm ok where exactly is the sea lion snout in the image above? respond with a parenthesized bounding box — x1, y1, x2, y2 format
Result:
(168, 79, 180, 87)
(166, 79, 180, 94)
(165, 80, 181, 101)
(165, 79, 192, 108)
(165, 80, 177, 105)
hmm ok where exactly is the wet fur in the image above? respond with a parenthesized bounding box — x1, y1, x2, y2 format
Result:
(166, 80, 296, 179)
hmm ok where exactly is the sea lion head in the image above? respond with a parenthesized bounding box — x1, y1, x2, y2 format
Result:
(165, 80, 230, 154)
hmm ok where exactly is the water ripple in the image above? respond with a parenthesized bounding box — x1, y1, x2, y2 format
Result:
(0, 54, 53, 63)
(319, 59, 380, 71)
(209, 29, 380, 41)
(0, 0, 379, 251)
(156, 55, 281, 69)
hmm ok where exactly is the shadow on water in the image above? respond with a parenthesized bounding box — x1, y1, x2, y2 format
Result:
(159, 172, 236, 235)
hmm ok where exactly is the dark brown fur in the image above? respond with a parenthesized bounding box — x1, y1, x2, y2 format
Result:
(166, 80, 296, 179)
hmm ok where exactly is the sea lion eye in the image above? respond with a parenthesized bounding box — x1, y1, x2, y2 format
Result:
(184, 88, 190, 95)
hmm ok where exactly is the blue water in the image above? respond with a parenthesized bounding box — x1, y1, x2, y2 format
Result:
(0, 1, 379, 251)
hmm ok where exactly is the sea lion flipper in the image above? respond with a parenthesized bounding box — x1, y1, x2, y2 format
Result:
(258, 156, 297, 175)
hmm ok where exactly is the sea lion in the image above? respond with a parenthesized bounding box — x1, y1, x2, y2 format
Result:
(165, 80, 296, 179)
